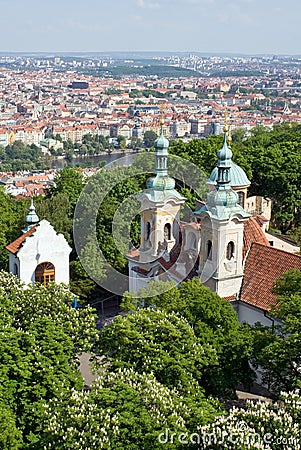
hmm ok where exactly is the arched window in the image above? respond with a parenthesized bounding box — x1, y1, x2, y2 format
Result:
(164, 223, 171, 241)
(226, 241, 235, 260)
(237, 191, 245, 207)
(207, 240, 212, 260)
(35, 262, 55, 286)
(146, 222, 151, 241)
(14, 263, 18, 277)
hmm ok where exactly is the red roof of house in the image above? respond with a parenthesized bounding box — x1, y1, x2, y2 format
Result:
(240, 242, 301, 311)
(243, 216, 270, 260)
(6, 225, 37, 255)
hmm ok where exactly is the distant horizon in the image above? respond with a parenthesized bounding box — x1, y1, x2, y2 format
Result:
(0, 51, 300, 58)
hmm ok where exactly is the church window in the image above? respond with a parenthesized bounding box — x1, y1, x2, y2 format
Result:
(164, 223, 171, 241)
(207, 240, 212, 260)
(226, 241, 235, 260)
(146, 222, 151, 241)
(35, 262, 55, 286)
(237, 191, 245, 207)
(14, 263, 18, 277)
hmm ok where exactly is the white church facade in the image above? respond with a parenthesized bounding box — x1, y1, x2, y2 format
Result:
(6, 201, 71, 286)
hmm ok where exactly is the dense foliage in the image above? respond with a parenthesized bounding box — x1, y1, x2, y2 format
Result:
(42, 369, 220, 450)
(169, 123, 301, 237)
(0, 272, 224, 449)
(199, 390, 301, 449)
(0, 141, 48, 171)
(0, 187, 28, 270)
(122, 279, 254, 398)
(0, 271, 98, 449)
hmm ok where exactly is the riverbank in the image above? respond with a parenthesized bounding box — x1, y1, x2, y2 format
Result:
(50, 149, 140, 169)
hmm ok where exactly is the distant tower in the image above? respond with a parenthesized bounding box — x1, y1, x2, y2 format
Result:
(282, 102, 291, 115)
(127, 116, 185, 292)
(195, 112, 250, 298)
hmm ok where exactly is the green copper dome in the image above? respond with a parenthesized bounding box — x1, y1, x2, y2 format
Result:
(207, 188, 238, 208)
(195, 132, 250, 220)
(22, 199, 39, 232)
(208, 162, 250, 188)
(154, 133, 169, 151)
(146, 125, 176, 191)
(146, 175, 175, 190)
(195, 187, 250, 220)
(207, 133, 250, 188)
(26, 200, 39, 224)
(217, 135, 233, 166)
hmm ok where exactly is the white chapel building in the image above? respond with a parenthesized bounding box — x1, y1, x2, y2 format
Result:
(6, 200, 71, 286)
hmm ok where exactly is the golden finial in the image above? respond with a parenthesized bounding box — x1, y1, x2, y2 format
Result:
(223, 108, 229, 133)
(159, 104, 165, 126)
(228, 124, 232, 143)
(223, 108, 232, 143)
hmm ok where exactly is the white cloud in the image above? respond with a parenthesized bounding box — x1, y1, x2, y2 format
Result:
(136, 0, 160, 9)
(130, 14, 143, 23)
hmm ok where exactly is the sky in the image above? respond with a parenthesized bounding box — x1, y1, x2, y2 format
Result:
(0, 0, 300, 55)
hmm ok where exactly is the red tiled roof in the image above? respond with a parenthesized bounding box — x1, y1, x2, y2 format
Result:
(6, 225, 37, 255)
(255, 215, 269, 223)
(240, 242, 301, 311)
(243, 216, 270, 260)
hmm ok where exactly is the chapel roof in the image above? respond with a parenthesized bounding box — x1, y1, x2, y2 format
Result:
(6, 225, 37, 255)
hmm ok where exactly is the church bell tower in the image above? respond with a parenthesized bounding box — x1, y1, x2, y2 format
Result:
(195, 113, 250, 298)
(127, 118, 185, 292)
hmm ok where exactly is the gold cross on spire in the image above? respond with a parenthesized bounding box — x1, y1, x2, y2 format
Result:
(223, 108, 232, 142)
(159, 104, 165, 126)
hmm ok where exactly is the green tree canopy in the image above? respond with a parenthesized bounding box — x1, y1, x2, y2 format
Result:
(143, 130, 158, 148)
(48, 167, 84, 211)
(122, 279, 254, 397)
(0, 271, 98, 448)
(0, 188, 28, 270)
(199, 390, 301, 449)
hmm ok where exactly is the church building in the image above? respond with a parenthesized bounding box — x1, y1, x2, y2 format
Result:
(127, 118, 301, 326)
(6, 200, 71, 286)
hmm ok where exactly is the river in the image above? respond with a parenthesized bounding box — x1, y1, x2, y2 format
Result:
(51, 151, 138, 169)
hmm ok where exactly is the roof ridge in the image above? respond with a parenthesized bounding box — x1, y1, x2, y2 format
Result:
(251, 241, 301, 258)
(6, 224, 38, 255)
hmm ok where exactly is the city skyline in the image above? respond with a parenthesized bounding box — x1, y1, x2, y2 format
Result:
(1, 0, 300, 55)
